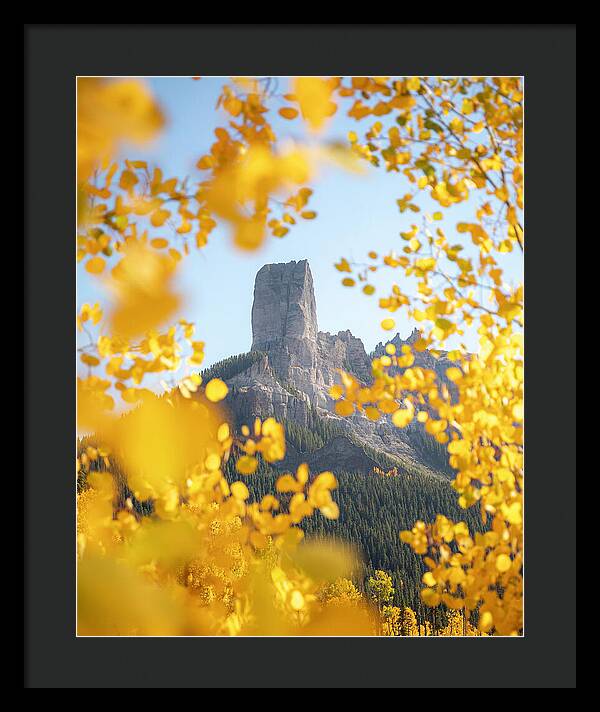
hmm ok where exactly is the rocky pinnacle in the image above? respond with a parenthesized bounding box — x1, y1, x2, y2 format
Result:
(222, 259, 454, 479)
(251, 260, 318, 350)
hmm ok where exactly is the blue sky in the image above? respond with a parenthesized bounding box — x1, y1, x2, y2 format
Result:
(78, 77, 523, 380)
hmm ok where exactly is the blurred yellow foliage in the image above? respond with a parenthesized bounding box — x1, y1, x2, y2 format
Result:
(77, 78, 164, 183)
(77, 76, 523, 636)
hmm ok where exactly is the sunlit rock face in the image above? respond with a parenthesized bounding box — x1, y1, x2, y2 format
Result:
(221, 260, 455, 479)
(251, 260, 318, 349)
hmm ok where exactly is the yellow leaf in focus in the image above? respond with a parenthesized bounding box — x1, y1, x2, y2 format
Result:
(335, 258, 352, 273)
(151, 208, 171, 227)
(496, 554, 512, 573)
(335, 400, 354, 417)
(217, 422, 230, 442)
(392, 407, 413, 428)
(231, 481, 250, 501)
(365, 406, 381, 422)
(85, 256, 106, 275)
(205, 378, 228, 403)
(201, 451, 220, 471)
(423, 572, 436, 587)
(329, 384, 344, 400)
(279, 107, 299, 120)
(319, 501, 340, 520)
(80, 353, 100, 367)
(276, 473, 303, 494)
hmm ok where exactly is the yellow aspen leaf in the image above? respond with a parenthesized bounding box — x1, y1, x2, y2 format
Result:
(392, 408, 413, 428)
(363, 285, 375, 295)
(335, 400, 354, 417)
(479, 611, 494, 633)
(329, 384, 344, 400)
(296, 463, 309, 486)
(365, 406, 381, 422)
(423, 572, 436, 587)
(85, 256, 106, 275)
(495, 186, 509, 202)
(496, 554, 512, 573)
(342, 278, 355, 287)
(381, 318, 395, 331)
(217, 423, 230, 443)
(446, 367, 463, 382)
(204, 453, 221, 471)
(278, 107, 299, 120)
(236, 455, 258, 475)
(421, 588, 441, 607)
(512, 403, 524, 421)
(319, 501, 339, 520)
(378, 400, 398, 415)
(150, 238, 169, 249)
(151, 208, 170, 227)
(276, 473, 303, 493)
(205, 378, 228, 403)
(119, 170, 138, 191)
(230, 481, 250, 501)
(223, 96, 243, 116)
(197, 155, 215, 170)
(335, 258, 352, 273)
(80, 353, 100, 367)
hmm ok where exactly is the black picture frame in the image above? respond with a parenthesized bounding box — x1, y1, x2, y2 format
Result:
(24, 24, 576, 689)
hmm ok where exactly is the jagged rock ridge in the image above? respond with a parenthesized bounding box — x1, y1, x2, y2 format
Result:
(213, 260, 453, 479)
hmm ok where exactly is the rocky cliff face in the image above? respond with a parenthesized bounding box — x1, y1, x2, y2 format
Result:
(251, 260, 318, 349)
(217, 260, 453, 480)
